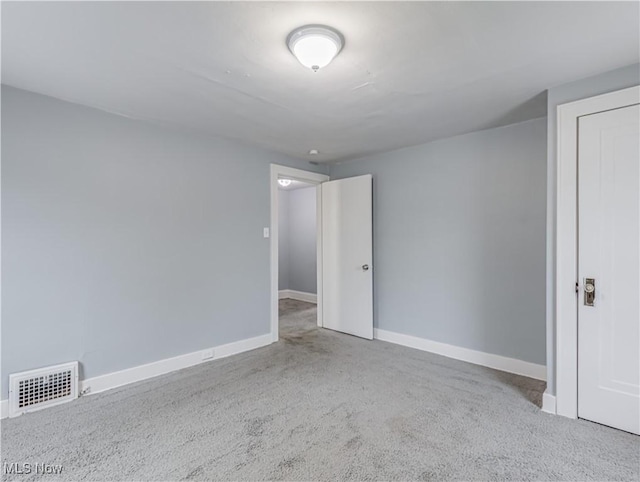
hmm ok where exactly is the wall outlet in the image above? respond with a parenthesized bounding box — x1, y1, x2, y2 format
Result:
(201, 349, 214, 360)
(263, 227, 270, 238)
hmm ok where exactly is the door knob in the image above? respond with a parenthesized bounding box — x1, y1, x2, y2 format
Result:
(584, 278, 595, 306)
(362, 264, 369, 271)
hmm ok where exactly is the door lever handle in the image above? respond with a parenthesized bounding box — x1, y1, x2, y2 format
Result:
(362, 264, 369, 271)
(584, 278, 595, 306)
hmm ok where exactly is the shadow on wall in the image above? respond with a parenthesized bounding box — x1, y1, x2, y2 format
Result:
(489, 91, 548, 130)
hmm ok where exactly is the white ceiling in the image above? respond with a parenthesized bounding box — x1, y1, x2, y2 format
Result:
(2, 2, 638, 163)
(278, 179, 315, 191)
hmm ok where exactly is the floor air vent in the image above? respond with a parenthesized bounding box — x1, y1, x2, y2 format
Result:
(9, 362, 79, 417)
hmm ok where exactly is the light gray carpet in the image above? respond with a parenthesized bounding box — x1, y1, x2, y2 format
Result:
(2, 300, 638, 481)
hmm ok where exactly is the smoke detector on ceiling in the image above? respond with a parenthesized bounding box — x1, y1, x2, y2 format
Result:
(287, 25, 344, 72)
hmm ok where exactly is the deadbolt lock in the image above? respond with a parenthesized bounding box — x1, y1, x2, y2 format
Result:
(584, 278, 595, 307)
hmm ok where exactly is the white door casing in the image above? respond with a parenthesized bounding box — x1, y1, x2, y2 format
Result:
(321, 175, 373, 339)
(577, 104, 639, 434)
(555, 85, 640, 425)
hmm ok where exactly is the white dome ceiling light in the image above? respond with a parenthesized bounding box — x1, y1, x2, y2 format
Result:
(278, 179, 292, 187)
(287, 25, 344, 72)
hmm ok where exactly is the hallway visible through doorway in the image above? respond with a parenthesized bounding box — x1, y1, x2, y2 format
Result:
(277, 177, 319, 335)
(279, 299, 317, 341)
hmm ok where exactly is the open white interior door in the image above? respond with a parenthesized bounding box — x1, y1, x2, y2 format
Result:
(321, 175, 373, 339)
(577, 103, 640, 434)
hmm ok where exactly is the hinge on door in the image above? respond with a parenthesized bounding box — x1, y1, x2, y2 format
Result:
(575, 281, 579, 294)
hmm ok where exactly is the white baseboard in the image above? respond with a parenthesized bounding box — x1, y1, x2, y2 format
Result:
(374, 328, 546, 381)
(278, 289, 317, 303)
(80, 333, 272, 396)
(1, 333, 272, 419)
(542, 390, 557, 414)
(2, 329, 545, 419)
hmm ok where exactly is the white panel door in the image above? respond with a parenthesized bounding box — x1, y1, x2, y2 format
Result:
(578, 104, 640, 434)
(321, 175, 373, 339)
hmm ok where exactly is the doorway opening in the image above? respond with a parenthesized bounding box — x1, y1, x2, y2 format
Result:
(270, 164, 329, 342)
(278, 178, 319, 340)
(270, 165, 374, 343)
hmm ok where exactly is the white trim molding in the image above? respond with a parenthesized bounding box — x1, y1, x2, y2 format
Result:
(81, 334, 271, 396)
(1, 334, 271, 419)
(542, 390, 557, 415)
(270, 164, 329, 342)
(278, 289, 317, 303)
(374, 329, 546, 381)
(555, 85, 640, 419)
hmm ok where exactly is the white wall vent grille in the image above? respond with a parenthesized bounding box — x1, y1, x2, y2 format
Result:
(9, 362, 79, 417)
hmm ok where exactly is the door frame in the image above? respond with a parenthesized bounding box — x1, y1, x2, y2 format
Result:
(270, 164, 330, 342)
(555, 85, 639, 418)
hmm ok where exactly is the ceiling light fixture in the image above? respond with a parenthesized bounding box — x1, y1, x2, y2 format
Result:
(287, 25, 344, 72)
(278, 179, 292, 187)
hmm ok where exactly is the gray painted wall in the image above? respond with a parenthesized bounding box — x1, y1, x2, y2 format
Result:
(330, 118, 547, 365)
(287, 187, 317, 294)
(277, 187, 317, 294)
(278, 190, 290, 291)
(544, 63, 640, 395)
(1, 85, 327, 398)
